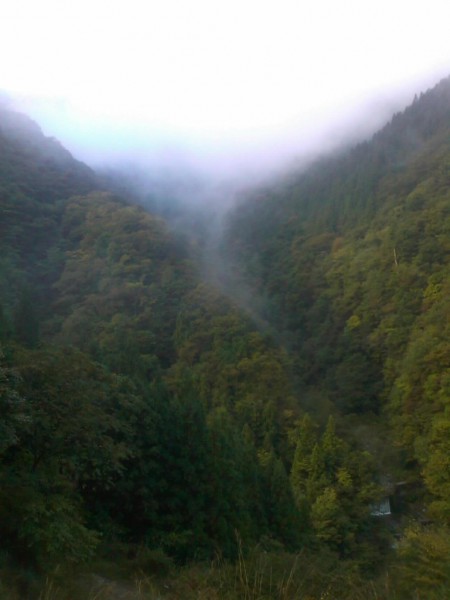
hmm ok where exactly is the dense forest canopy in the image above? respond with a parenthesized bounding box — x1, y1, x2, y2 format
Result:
(1, 77, 450, 599)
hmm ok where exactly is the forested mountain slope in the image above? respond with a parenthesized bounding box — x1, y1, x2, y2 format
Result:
(0, 101, 362, 597)
(1, 78, 450, 598)
(0, 103, 97, 334)
(224, 75, 450, 529)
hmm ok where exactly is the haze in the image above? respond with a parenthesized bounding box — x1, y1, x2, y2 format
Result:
(2, 0, 450, 177)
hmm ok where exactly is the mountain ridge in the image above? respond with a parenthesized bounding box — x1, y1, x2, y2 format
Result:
(1, 74, 450, 598)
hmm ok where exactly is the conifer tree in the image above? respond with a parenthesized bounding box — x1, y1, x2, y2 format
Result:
(260, 449, 302, 549)
(13, 288, 39, 347)
(290, 414, 317, 508)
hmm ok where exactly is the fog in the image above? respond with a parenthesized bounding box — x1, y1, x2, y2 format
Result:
(2, 1, 450, 190)
(2, 1, 450, 345)
(10, 71, 449, 183)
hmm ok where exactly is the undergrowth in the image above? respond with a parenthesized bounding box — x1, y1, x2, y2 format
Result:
(2, 532, 450, 600)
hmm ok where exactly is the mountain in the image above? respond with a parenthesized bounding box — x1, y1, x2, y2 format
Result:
(223, 74, 450, 534)
(0, 102, 314, 590)
(1, 77, 450, 598)
(0, 103, 98, 327)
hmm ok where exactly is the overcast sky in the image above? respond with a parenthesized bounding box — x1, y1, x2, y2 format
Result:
(1, 0, 450, 175)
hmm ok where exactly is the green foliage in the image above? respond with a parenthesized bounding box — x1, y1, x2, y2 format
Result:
(13, 288, 40, 347)
(52, 193, 194, 374)
(11, 345, 133, 482)
(0, 345, 28, 454)
(394, 526, 450, 599)
(205, 408, 260, 555)
(0, 344, 142, 571)
(2, 76, 450, 596)
(0, 105, 96, 338)
(171, 284, 298, 450)
(19, 491, 100, 569)
(259, 449, 302, 549)
(225, 76, 450, 531)
(290, 416, 380, 558)
(421, 410, 450, 523)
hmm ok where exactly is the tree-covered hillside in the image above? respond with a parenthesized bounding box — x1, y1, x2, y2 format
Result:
(0, 103, 97, 330)
(1, 78, 450, 598)
(222, 75, 450, 592)
(1, 101, 368, 598)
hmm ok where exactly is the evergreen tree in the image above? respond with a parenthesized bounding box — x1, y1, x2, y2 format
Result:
(13, 288, 39, 347)
(290, 414, 317, 509)
(260, 449, 302, 549)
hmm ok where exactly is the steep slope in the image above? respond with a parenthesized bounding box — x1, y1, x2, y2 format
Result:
(0, 103, 323, 585)
(3, 79, 450, 597)
(0, 103, 98, 330)
(223, 76, 450, 521)
(227, 76, 450, 237)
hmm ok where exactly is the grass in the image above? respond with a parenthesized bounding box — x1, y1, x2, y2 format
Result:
(4, 537, 450, 599)
(0, 555, 389, 600)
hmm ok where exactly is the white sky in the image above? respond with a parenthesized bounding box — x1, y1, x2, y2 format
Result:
(1, 0, 450, 172)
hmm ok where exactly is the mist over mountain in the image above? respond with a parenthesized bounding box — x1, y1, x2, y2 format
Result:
(1, 72, 450, 599)
(10, 67, 448, 186)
